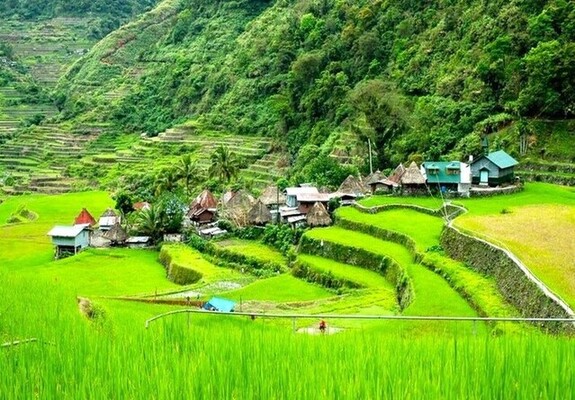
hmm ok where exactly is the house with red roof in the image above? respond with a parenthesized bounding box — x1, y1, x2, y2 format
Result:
(74, 208, 96, 226)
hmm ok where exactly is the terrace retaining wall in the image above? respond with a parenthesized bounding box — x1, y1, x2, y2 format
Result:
(441, 225, 575, 333)
(298, 235, 413, 310)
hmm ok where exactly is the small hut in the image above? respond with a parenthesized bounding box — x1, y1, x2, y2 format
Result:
(203, 297, 236, 312)
(47, 224, 91, 259)
(306, 202, 332, 227)
(190, 189, 218, 213)
(103, 222, 128, 246)
(225, 189, 255, 210)
(388, 164, 406, 185)
(260, 186, 286, 208)
(367, 171, 398, 194)
(333, 175, 364, 205)
(74, 208, 96, 226)
(99, 208, 120, 231)
(363, 170, 382, 193)
(188, 189, 218, 225)
(400, 161, 427, 194)
(248, 200, 273, 226)
(225, 190, 255, 227)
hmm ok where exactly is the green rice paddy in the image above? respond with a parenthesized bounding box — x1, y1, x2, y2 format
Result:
(1, 188, 574, 398)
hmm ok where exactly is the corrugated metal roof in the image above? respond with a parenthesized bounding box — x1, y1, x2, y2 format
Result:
(47, 224, 89, 238)
(486, 150, 518, 169)
(126, 236, 151, 244)
(204, 297, 236, 312)
(287, 215, 307, 223)
(296, 193, 331, 202)
(99, 216, 118, 227)
(423, 161, 464, 184)
(286, 187, 319, 196)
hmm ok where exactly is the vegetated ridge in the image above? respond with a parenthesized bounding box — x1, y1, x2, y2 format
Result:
(57, 0, 575, 173)
(1, 0, 574, 193)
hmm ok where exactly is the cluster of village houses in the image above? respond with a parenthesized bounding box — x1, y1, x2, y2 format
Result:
(47, 150, 518, 258)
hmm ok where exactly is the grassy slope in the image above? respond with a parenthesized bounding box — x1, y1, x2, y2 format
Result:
(355, 182, 575, 312)
(336, 206, 519, 320)
(337, 207, 444, 250)
(304, 227, 478, 318)
(296, 254, 397, 315)
(0, 191, 113, 269)
(2, 275, 572, 399)
(223, 274, 333, 302)
(161, 243, 245, 283)
(215, 239, 286, 265)
(18, 248, 179, 297)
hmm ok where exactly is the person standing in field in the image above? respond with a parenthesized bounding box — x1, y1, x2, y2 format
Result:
(319, 320, 326, 334)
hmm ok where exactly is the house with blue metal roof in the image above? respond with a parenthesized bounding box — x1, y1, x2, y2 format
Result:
(470, 150, 518, 186)
(421, 161, 472, 195)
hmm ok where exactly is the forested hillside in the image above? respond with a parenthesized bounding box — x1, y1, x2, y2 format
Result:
(48, 0, 575, 173)
(0, 0, 158, 38)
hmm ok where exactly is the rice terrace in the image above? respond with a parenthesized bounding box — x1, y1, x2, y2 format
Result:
(2, 0, 575, 398)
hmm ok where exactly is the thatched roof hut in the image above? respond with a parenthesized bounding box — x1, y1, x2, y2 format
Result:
(400, 161, 426, 185)
(388, 164, 406, 184)
(189, 189, 218, 215)
(226, 189, 255, 211)
(103, 222, 128, 244)
(337, 175, 364, 197)
(306, 202, 332, 227)
(365, 170, 384, 185)
(260, 186, 286, 206)
(248, 200, 273, 225)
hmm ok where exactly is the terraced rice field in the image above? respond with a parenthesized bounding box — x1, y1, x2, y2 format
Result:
(0, 121, 287, 193)
(215, 239, 286, 265)
(302, 226, 482, 334)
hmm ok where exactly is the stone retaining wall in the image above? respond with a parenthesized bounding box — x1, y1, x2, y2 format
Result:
(441, 225, 574, 333)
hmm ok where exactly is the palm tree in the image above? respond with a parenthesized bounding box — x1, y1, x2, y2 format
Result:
(135, 205, 162, 243)
(176, 154, 201, 197)
(208, 145, 240, 186)
(154, 168, 178, 196)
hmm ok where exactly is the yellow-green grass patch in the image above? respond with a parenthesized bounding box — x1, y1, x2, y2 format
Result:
(305, 226, 413, 265)
(298, 254, 394, 290)
(161, 244, 245, 282)
(360, 183, 574, 217)
(297, 254, 397, 312)
(222, 274, 333, 302)
(214, 239, 286, 265)
(18, 248, 179, 297)
(456, 204, 575, 309)
(337, 207, 444, 250)
(305, 227, 479, 319)
(0, 191, 113, 271)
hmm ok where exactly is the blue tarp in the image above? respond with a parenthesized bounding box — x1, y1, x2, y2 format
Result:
(203, 297, 236, 312)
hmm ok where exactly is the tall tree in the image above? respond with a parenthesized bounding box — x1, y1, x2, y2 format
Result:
(135, 205, 162, 242)
(154, 168, 178, 196)
(208, 145, 240, 186)
(175, 154, 201, 197)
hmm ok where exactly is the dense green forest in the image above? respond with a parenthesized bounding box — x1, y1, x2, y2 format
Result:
(0, 0, 158, 38)
(55, 0, 575, 172)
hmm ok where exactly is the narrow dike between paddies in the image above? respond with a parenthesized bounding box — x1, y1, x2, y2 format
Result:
(300, 227, 481, 335)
